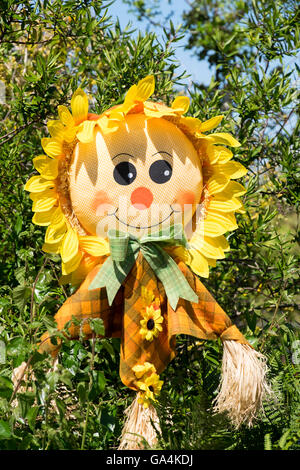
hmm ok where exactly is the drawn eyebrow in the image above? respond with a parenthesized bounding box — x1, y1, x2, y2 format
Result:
(151, 151, 173, 159)
(112, 152, 136, 161)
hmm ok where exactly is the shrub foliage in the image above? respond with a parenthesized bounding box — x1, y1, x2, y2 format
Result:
(0, 0, 299, 450)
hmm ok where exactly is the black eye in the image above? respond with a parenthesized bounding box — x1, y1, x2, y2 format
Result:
(113, 161, 137, 185)
(149, 160, 172, 184)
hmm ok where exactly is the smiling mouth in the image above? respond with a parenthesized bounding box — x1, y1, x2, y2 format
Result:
(110, 207, 177, 230)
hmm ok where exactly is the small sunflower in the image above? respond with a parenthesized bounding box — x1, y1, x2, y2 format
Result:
(132, 362, 156, 379)
(139, 304, 164, 341)
(137, 372, 164, 407)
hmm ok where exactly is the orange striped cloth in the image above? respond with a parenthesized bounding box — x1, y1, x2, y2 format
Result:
(39, 252, 248, 390)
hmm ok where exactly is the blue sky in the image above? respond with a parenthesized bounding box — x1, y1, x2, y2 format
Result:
(108, 0, 213, 87)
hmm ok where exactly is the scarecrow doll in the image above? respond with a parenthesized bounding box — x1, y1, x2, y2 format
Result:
(23, 75, 271, 449)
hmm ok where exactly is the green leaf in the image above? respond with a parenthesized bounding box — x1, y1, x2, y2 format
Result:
(100, 409, 116, 433)
(0, 376, 13, 400)
(89, 318, 105, 336)
(0, 420, 12, 440)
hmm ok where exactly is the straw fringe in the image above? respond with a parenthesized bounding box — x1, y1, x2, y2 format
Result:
(213, 340, 273, 428)
(118, 394, 161, 450)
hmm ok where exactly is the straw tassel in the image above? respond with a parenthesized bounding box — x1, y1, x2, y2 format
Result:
(118, 394, 161, 450)
(213, 340, 273, 428)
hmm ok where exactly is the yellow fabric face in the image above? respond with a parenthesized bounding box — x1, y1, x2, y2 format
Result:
(69, 114, 203, 238)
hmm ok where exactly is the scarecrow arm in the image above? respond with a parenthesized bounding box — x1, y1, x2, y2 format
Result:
(38, 264, 123, 358)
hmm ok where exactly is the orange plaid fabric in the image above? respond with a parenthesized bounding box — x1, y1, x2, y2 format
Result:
(39, 252, 248, 390)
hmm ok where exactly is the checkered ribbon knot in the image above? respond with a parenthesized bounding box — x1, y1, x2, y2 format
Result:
(88, 224, 198, 310)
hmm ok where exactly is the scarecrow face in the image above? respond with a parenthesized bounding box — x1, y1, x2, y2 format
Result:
(69, 114, 203, 238)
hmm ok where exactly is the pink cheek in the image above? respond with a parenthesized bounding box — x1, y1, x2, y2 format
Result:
(91, 191, 114, 216)
(175, 191, 195, 208)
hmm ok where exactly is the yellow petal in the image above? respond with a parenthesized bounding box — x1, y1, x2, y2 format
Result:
(63, 127, 77, 143)
(32, 207, 57, 226)
(51, 207, 65, 228)
(45, 220, 67, 244)
(199, 115, 224, 132)
(61, 250, 83, 275)
(41, 138, 63, 158)
(221, 180, 247, 197)
(47, 120, 65, 141)
(76, 120, 96, 143)
(209, 195, 242, 212)
(207, 145, 233, 164)
(135, 75, 155, 102)
(78, 236, 110, 257)
(144, 101, 176, 118)
(61, 226, 79, 263)
(206, 133, 241, 147)
(31, 189, 58, 212)
(124, 84, 138, 104)
(171, 96, 190, 114)
(42, 241, 61, 254)
(206, 174, 230, 194)
(189, 234, 228, 259)
(96, 115, 120, 134)
(58, 105, 75, 127)
(180, 116, 202, 133)
(33, 155, 58, 180)
(214, 161, 247, 179)
(202, 210, 238, 237)
(71, 88, 89, 125)
(24, 175, 55, 192)
(186, 248, 209, 278)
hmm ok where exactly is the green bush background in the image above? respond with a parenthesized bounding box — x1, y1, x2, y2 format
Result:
(0, 0, 299, 450)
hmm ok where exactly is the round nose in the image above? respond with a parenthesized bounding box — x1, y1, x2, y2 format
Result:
(130, 187, 153, 210)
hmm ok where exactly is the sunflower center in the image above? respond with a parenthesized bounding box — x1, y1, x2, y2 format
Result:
(147, 319, 155, 330)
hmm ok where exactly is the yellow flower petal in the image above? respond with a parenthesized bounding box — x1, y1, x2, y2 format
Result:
(47, 120, 65, 141)
(31, 189, 58, 212)
(199, 115, 224, 132)
(61, 226, 79, 263)
(96, 115, 120, 134)
(124, 84, 138, 104)
(32, 207, 57, 226)
(209, 195, 242, 212)
(207, 145, 233, 164)
(78, 236, 110, 257)
(58, 105, 75, 127)
(222, 181, 247, 197)
(135, 75, 155, 102)
(45, 220, 67, 244)
(171, 96, 190, 114)
(180, 116, 202, 133)
(71, 88, 89, 125)
(61, 250, 83, 275)
(42, 241, 61, 254)
(144, 101, 176, 118)
(33, 155, 58, 180)
(132, 362, 156, 379)
(203, 210, 238, 237)
(214, 161, 248, 179)
(206, 132, 241, 147)
(189, 234, 228, 259)
(50, 207, 65, 227)
(76, 120, 96, 143)
(24, 175, 55, 193)
(41, 138, 63, 158)
(206, 174, 230, 195)
(63, 127, 77, 143)
(186, 248, 209, 278)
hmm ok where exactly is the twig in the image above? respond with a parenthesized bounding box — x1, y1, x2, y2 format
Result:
(30, 256, 48, 325)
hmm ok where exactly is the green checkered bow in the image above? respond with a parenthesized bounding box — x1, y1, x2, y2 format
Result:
(88, 224, 198, 310)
